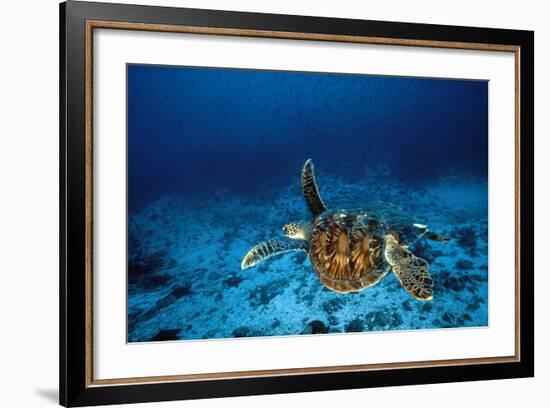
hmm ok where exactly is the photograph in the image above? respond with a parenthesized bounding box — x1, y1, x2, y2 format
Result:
(53, 1, 535, 406)
(0, 0, 541, 405)
(126, 64, 489, 342)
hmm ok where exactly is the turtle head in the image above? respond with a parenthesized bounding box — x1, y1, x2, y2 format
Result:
(282, 221, 311, 241)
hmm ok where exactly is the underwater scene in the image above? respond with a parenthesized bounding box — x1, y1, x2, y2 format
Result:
(127, 64, 488, 342)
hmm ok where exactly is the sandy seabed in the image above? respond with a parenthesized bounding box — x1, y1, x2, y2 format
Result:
(128, 172, 488, 342)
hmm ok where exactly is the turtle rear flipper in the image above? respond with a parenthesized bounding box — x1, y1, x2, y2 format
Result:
(425, 231, 451, 242)
(412, 223, 451, 242)
(241, 240, 307, 269)
(301, 159, 327, 217)
(384, 235, 433, 300)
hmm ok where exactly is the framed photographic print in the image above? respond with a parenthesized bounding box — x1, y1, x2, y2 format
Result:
(59, 1, 534, 406)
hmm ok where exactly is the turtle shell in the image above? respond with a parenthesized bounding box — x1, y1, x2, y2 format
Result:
(308, 210, 390, 293)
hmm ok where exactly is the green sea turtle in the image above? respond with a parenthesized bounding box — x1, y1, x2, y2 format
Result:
(241, 159, 450, 300)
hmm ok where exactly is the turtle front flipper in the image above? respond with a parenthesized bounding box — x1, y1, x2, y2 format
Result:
(384, 235, 433, 300)
(301, 159, 327, 217)
(241, 240, 307, 269)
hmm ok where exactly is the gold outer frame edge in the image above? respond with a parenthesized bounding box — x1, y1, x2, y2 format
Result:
(84, 20, 521, 388)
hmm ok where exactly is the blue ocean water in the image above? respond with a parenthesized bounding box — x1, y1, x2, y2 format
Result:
(127, 64, 488, 342)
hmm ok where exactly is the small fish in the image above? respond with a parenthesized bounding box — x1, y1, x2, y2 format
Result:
(413, 223, 428, 230)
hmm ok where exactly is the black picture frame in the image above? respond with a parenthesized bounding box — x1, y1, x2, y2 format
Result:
(60, 1, 534, 406)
